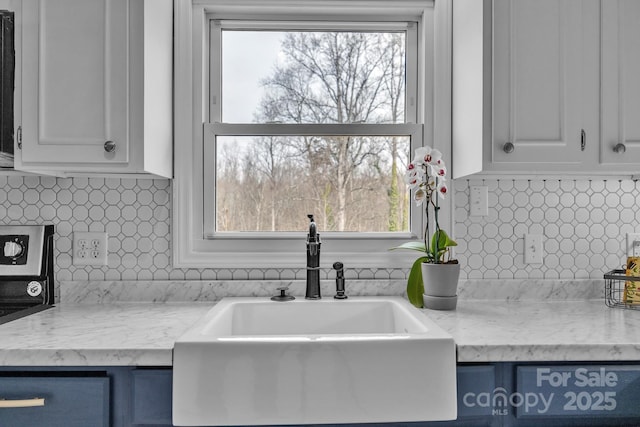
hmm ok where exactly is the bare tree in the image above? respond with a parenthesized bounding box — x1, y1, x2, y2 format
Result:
(217, 31, 408, 233)
(377, 33, 408, 231)
(249, 136, 298, 231)
(216, 142, 241, 231)
(260, 32, 405, 231)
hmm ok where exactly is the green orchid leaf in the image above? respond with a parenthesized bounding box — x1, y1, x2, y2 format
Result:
(389, 241, 427, 253)
(431, 229, 457, 251)
(444, 232, 458, 248)
(407, 256, 429, 308)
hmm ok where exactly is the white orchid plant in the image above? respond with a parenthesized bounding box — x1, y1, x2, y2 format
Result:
(391, 145, 457, 307)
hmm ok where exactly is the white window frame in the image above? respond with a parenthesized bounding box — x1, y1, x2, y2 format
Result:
(173, 0, 453, 269)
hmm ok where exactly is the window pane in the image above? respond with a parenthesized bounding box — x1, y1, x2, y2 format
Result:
(222, 30, 406, 125)
(215, 135, 410, 232)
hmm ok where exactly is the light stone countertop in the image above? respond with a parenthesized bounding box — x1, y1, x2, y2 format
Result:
(0, 279, 638, 366)
(0, 303, 212, 366)
(425, 299, 640, 362)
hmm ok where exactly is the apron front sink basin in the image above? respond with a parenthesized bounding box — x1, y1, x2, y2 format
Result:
(173, 296, 456, 426)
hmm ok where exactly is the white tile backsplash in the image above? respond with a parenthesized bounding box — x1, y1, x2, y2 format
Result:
(1, 175, 636, 282)
(454, 178, 639, 280)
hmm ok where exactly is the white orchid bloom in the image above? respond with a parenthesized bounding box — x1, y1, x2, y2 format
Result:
(404, 166, 422, 189)
(406, 146, 451, 206)
(405, 174, 419, 189)
(412, 147, 430, 165)
(413, 145, 444, 166)
(428, 148, 443, 166)
(425, 175, 437, 190)
(437, 181, 448, 199)
(414, 187, 427, 206)
(430, 164, 447, 179)
(406, 162, 422, 175)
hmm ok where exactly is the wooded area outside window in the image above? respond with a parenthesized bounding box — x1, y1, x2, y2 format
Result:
(173, 1, 441, 268)
(205, 21, 420, 237)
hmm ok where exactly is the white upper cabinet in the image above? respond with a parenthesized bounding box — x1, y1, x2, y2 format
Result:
(15, 0, 172, 177)
(601, 0, 640, 166)
(0, 0, 20, 169)
(492, 0, 596, 167)
(453, 0, 640, 178)
(21, 0, 128, 165)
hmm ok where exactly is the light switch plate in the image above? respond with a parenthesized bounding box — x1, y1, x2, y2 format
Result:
(470, 186, 488, 216)
(73, 232, 108, 266)
(524, 234, 543, 264)
(626, 233, 640, 258)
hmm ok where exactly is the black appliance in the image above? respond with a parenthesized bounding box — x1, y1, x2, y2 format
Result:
(0, 225, 54, 324)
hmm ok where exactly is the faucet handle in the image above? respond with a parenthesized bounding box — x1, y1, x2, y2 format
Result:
(271, 285, 295, 302)
(333, 262, 348, 299)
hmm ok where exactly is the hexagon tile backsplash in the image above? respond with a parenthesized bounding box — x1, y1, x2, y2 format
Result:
(1, 175, 171, 281)
(454, 178, 638, 280)
(1, 175, 637, 281)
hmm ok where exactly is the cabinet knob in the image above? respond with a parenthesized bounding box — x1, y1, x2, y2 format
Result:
(613, 143, 626, 154)
(503, 142, 515, 154)
(104, 140, 116, 153)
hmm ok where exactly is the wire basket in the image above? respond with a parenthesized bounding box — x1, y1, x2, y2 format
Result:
(604, 269, 640, 310)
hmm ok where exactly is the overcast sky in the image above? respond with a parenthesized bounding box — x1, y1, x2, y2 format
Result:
(222, 31, 285, 123)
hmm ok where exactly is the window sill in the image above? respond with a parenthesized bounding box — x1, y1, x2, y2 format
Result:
(174, 244, 417, 270)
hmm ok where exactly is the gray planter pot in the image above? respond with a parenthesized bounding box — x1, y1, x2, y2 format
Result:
(421, 263, 460, 310)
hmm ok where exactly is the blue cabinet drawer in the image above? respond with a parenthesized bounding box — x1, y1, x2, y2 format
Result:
(0, 374, 110, 427)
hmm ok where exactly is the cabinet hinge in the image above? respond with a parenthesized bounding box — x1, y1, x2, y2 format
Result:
(580, 129, 586, 151)
(17, 125, 22, 149)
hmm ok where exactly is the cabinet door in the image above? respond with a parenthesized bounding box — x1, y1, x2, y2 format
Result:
(492, 0, 592, 166)
(131, 369, 173, 426)
(0, 0, 20, 169)
(512, 365, 640, 426)
(0, 375, 110, 427)
(601, 1, 640, 167)
(20, 0, 128, 165)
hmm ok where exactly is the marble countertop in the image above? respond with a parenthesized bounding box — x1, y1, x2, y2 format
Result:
(0, 303, 211, 366)
(1, 278, 639, 366)
(426, 299, 640, 362)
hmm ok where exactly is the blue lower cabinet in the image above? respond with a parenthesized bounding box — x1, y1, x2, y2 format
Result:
(414, 363, 640, 427)
(0, 374, 110, 427)
(439, 365, 502, 427)
(5, 364, 640, 427)
(510, 364, 640, 427)
(132, 369, 174, 426)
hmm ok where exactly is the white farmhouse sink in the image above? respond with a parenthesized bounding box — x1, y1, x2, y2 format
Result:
(172, 296, 456, 426)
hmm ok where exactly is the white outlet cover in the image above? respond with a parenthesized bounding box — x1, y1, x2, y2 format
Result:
(469, 186, 489, 217)
(73, 232, 108, 266)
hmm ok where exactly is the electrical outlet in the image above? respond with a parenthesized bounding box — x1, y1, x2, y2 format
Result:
(470, 186, 488, 216)
(524, 234, 544, 264)
(73, 232, 108, 266)
(626, 233, 640, 258)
